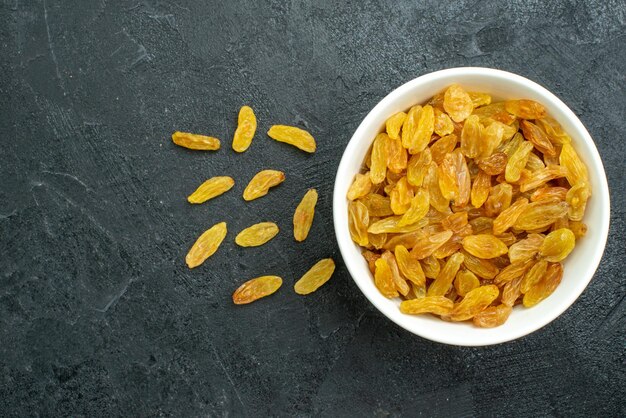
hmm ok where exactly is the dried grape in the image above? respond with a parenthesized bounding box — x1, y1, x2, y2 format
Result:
(267, 125, 316, 153)
(233, 276, 282, 305)
(186, 222, 227, 268)
(473, 304, 512, 328)
(504, 99, 546, 119)
(462, 234, 508, 259)
(428, 252, 464, 296)
(434, 108, 454, 137)
(477, 152, 507, 176)
(235, 222, 279, 247)
(370, 133, 389, 184)
(539, 228, 575, 262)
(347, 173, 373, 201)
(188, 176, 235, 204)
(294, 259, 335, 295)
(348, 201, 369, 246)
(400, 297, 453, 315)
(444, 84, 473, 122)
(449, 285, 499, 321)
(172, 131, 220, 150)
(520, 259, 548, 294)
(390, 177, 414, 215)
(508, 234, 544, 263)
(232, 105, 257, 152)
(243, 170, 285, 201)
(454, 269, 480, 297)
(521, 120, 556, 156)
(395, 245, 426, 286)
(293, 189, 318, 242)
(523, 263, 563, 307)
(374, 258, 399, 298)
(386, 111, 407, 140)
(566, 181, 590, 221)
(382, 251, 410, 296)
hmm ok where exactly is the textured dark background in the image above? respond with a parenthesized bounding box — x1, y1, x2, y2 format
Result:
(1, 0, 625, 416)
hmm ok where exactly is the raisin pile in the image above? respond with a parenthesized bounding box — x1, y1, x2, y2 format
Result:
(347, 84, 590, 327)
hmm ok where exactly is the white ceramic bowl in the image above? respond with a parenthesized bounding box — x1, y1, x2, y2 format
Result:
(333, 67, 610, 346)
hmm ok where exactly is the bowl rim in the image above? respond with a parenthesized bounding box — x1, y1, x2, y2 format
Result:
(332, 67, 611, 346)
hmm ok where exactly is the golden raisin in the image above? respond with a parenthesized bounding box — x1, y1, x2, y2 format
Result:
(484, 183, 513, 217)
(398, 188, 430, 227)
(409, 105, 435, 153)
(523, 263, 563, 307)
(539, 228, 575, 262)
(494, 259, 534, 286)
(519, 165, 568, 192)
(443, 84, 473, 122)
(425, 162, 450, 213)
(390, 177, 414, 215)
(566, 181, 591, 221)
(430, 134, 458, 164)
(172, 131, 220, 150)
(473, 304, 512, 328)
(370, 133, 389, 184)
(374, 258, 399, 298)
(347, 173, 373, 201)
(267, 125, 316, 153)
(243, 170, 285, 201)
(504, 99, 546, 119)
(471, 170, 491, 208)
(395, 245, 426, 287)
(505, 141, 534, 182)
(508, 234, 544, 263)
(438, 153, 459, 201)
(407, 148, 432, 187)
(434, 108, 454, 136)
(187, 176, 235, 204)
(386, 111, 407, 140)
(400, 296, 453, 315)
(294, 258, 336, 295)
(520, 120, 556, 156)
(186, 222, 228, 268)
(476, 152, 508, 176)
(560, 142, 589, 186)
(233, 276, 282, 305)
(454, 269, 480, 297)
(492, 197, 529, 235)
(293, 189, 318, 242)
(462, 234, 508, 259)
(232, 105, 257, 152)
(530, 186, 568, 203)
(235, 222, 279, 247)
(520, 259, 548, 294)
(401, 105, 421, 150)
(468, 92, 492, 107)
(514, 200, 569, 230)
(422, 255, 441, 279)
(536, 117, 571, 145)
(460, 115, 483, 158)
(428, 252, 465, 296)
(387, 137, 408, 173)
(410, 230, 453, 259)
(448, 285, 499, 321)
(359, 194, 393, 217)
(382, 251, 410, 296)
(462, 251, 500, 279)
(348, 201, 369, 246)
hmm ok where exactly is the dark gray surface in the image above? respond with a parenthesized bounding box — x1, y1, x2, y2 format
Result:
(1, 0, 625, 416)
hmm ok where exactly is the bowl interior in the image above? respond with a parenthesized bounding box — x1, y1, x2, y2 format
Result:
(333, 68, 610, 346)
